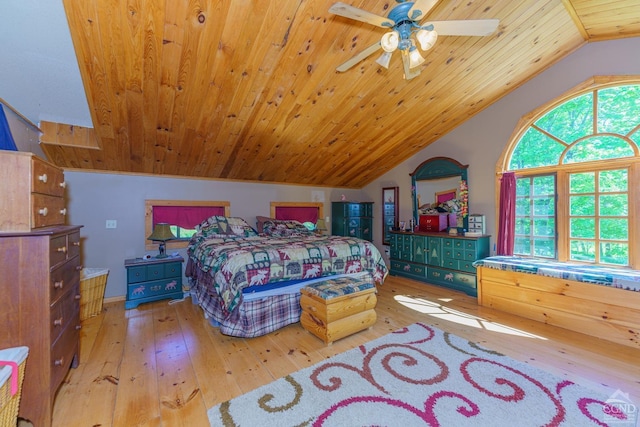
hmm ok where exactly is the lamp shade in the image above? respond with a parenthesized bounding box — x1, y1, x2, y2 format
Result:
(315, 218, 327, 231)
(148, 223, 176, 241)
(375, 51, 393, 69)
(380, 31, 400, 52)
(416, 29, 438, 51)
(408, 46, 425, 68)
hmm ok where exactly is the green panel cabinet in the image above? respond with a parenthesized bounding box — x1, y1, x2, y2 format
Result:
(332, 201, 373, 242)
(124, 255, 184, 309)
(389, 231, 490, 297)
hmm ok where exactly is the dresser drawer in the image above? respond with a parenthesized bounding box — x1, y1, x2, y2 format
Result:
(127, 277, 181, 301)
(50, 256, 81, 305)
(50, 283, 80, 344)
(49, 234, 70, 267)
(68, 231, 81, 258)
(50, 313, 80, 395)
(32, 156, 66, 197)
(127, 261, 181, 283)
(32, 194, 66, 228)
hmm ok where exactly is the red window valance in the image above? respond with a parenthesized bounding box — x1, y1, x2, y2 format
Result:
(274, 206, 319, 224)
(153, 206, 225, 229)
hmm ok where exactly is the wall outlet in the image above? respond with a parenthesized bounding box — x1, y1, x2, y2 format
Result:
(106, 220, 117, 229)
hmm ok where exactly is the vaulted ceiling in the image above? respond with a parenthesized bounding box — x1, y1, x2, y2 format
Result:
(38, 0, 640, 188)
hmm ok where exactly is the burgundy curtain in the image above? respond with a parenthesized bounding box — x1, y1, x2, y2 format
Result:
(497, 172, 516, 255)
(275, 206, 319, 223)
(153, 206, 225, 229)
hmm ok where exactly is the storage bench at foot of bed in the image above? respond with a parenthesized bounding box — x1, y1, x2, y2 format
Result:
(477, 266, 640, 350)
(300, 274, 377, 345)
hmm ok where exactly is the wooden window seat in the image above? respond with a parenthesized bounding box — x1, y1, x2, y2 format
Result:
(474, 256, 640, 350)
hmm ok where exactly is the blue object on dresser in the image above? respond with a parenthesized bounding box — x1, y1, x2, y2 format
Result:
(124, 255, 184, 309)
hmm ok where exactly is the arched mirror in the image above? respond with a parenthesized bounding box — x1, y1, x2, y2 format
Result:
(411, 157, 469, 232)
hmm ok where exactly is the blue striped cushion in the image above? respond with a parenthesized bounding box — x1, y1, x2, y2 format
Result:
(302, 272, 375, 300)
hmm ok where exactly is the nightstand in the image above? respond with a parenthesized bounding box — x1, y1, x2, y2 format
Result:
(124, 256, 184, 309)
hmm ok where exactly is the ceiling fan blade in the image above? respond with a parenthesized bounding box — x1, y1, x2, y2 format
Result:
(407, 0, 439, 21)
(329, 2, 394, 28)
(336, 41, 382, 72)
(427, 19, 499, 36)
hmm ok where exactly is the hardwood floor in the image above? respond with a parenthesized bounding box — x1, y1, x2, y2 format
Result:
(51, 275, 640, 426)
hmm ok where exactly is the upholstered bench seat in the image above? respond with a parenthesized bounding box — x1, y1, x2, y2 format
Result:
(300, 272, 377, 344)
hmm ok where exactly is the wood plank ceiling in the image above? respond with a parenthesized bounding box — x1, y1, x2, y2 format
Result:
(39, 0, 640, 188)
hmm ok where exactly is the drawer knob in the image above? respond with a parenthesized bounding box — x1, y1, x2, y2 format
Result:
(57, 246, 67, 253)
(54, 357, 64, 367)
(38, 173, 48, 183)
(76, 325, 82, 330)
(72, 241, 80, 247)
(60, 208, 67, 216)
(76, 265, 83, 271)
(53, 317, 63, 326)
(39, 207, 48, 216)
(59, 181, 67, 188)
(54, 280, 64, 289)
(75, 294, 81, 300)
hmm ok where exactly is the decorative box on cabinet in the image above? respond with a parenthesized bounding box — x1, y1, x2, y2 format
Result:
(124, 256, 184, 309)
(467, 214, 486, 235)
(389, 230, 490, 296)
(331, 202, 373, 242)
(0, 225, 83, 427)
(0, 151, 68, 232)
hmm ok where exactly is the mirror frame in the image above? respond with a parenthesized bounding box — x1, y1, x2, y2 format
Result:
(382, 187, 399, 245)
(410, 157, 469, 231)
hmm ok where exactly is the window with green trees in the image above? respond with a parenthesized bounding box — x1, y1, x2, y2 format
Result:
(504, 78, 639, 268)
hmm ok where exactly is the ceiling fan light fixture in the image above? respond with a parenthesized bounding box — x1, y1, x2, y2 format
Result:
(408, 46, 425, 68)
(416, 29, 438, 51)
(375, 51, 393, 69)
(380, 31, 400, 52)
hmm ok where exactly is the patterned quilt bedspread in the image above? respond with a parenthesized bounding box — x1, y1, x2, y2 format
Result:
(187, 234, 388, 314)
(473, 256, 640, 292)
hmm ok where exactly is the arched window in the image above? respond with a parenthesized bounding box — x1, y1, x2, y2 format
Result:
(497, 77, 640, 268)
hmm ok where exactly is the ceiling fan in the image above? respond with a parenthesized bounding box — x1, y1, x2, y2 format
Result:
(329, 0, 499, 80)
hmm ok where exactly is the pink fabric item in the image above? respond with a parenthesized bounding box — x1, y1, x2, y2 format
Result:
(0, 360, 19, 395)
(274, 206, 319, 223)
(497, 172, 516, 255)
(153, 205, 225, 229)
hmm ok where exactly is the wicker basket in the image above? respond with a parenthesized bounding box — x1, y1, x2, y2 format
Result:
(80, 268, 110, 321)
(0, 346, 28, 427)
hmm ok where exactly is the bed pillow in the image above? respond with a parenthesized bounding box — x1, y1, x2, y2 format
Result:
(196, 216, 258, 237)
(226, 216, 259, 237)
(255, 216, 275, 234)
(262, 219, 314, 237)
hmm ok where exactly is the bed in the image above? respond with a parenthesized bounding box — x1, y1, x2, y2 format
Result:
(186, 213, 388, 337)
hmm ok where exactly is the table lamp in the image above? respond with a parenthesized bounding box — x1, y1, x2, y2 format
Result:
(315, 218, 327, 235)
(147, 223, 176, 258)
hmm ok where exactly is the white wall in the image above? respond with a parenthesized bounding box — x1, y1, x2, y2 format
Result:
(364, 37, 640, 254)
(64, 171, 369, 298)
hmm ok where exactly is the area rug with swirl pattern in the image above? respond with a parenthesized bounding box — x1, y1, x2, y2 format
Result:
(208, 322, 632, 426)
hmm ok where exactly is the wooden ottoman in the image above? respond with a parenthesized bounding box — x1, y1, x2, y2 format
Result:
(300, 272, 377, 345)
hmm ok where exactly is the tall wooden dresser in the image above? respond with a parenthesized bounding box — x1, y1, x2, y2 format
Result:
(0, 151, 82, 427)
(331, 201, 374, 242)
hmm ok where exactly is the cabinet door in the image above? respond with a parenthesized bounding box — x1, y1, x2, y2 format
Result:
(361, 222, 372, 241)
(412, 235, 427, 264)
(389, 234, 401, 259)
(348, 203, 362, 216)
(427, 237, 442, 266)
